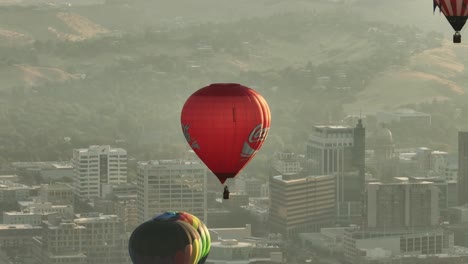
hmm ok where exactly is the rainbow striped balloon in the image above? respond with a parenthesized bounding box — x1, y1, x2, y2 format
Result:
(129, 211, 211, 264)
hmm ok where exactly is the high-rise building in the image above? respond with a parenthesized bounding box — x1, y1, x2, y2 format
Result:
(395, 176, 457, 219)
(74, 213, 129, 264)
(136, 160, 207, 224)
(269, 173, 335, 238)
(351, 119, 366, 223)
(71, 145, 127, 199)
(305, 120, 365, 223)
(366, 181, 439, 228)
(353, 119, 366, 181)
(458, 132, 468, 205)
(306, 125, 354, 176)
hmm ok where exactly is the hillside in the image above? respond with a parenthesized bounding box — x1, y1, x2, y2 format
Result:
(0, 0, 466, 167)
(345, 40, 468, 114)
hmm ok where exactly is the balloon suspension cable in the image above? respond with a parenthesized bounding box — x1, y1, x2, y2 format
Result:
(223, 185, 230, 200)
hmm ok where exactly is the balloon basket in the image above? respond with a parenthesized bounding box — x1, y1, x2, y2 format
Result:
(454, 33, 461, 43)
(223, 185, 230, 199)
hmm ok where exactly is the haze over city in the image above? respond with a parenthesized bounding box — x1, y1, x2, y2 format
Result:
(2, 0, 468, 264)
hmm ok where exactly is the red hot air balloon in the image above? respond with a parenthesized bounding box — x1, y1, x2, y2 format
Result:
(181, 83, 271, 192)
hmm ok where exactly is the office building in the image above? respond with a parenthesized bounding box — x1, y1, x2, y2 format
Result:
(0, 181, 32, 202)
(39, 182, 74, 205)
(74, 213, 129, 264)
(269, 173, 335, 238)
(72, 145, 127, 199)
(31, 203, 74, 218)
(12, 161, 74, 181)
(3, 211, 42, 226)
(136, 160, 207, 223)
(0, 224, 42, 264)
(344, 228, 454, 264)
(305, 120, 365, 223)
(32, 219, 87, 264)
(366, 181, 439, 228)
(306, 125, 354, 175)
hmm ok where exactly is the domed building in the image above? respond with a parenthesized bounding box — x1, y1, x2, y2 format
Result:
(373, 123, 395, 162)
(370, 124, 399, 182)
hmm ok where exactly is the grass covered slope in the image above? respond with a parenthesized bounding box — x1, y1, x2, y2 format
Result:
(0, 0, 461, 164)
(345, 39, 468, 114)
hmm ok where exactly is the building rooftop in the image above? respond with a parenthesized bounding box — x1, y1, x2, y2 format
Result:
(368, 180, 433, 186)
(347, 227, 445, 235)
(211, 239, 253, 248)
(0, 181, 31, 190)
(50, 163, 73, 169)
(273, 174, 332, 183)
(138, 160, 202, 166)
(399, 152, 417, 161)
(210, 227, 251, 232)
(44, 220, 85, 230)
(432, 150, 448, 155)
(0, 175, 18, 180)
(114, 194, 137, 200)
(12, 161, 72, 170)
(4, 211, 39, 216)
(0, 224, 36, 230)
(379, 109, 431, 117)
(41, 182, 73, 189)
(18, 201, 34, 207)
(76, 145, 126, 153)
(312, 125, 354, 134)
(315, 125, 350, 129)
(74, 213, 119, 223)
(48, 253, 87, 259)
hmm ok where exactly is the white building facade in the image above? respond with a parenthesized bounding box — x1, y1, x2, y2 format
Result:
(72, 145, 127, 199)
(136, 160, 207, 223)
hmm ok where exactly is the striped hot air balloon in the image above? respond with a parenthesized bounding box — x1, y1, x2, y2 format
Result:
(128, 211, 211, 264)
(434, 0, 468, 43)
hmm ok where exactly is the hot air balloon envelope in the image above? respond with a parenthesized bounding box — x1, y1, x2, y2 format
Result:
(181, 83, 271, 184)
(128, 211, 210, 264)
(434, 0, 468, 42)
